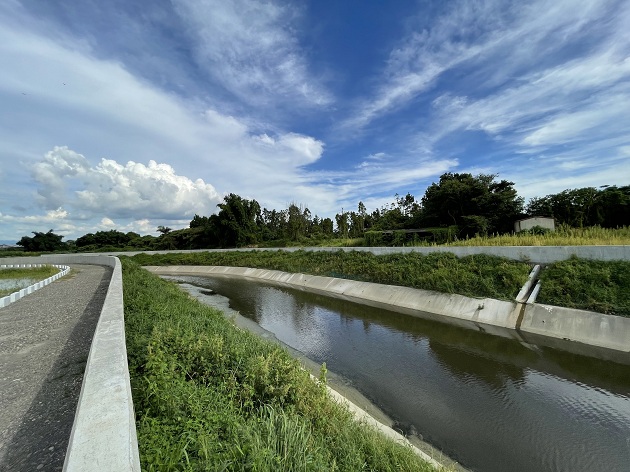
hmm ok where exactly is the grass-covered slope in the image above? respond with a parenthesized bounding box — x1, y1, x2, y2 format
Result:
(128, 250, 531, 301)
(122, 259, 438, 471)
(538, 257, 630, 317)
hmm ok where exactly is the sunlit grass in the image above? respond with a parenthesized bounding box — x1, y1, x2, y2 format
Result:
(122, 259, 441, 471)
(439, 225, 630, 247)
(128, 250, 531, 301)
(538, 257, 630, 317)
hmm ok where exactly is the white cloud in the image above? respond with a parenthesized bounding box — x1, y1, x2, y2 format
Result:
(344, 0, 628, 133)
(171, 0, 331, 108)
(32, 146, 222, 219)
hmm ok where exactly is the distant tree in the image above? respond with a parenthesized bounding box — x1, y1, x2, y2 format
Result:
(285, 203, 309, 241)
(17, 229, 65, 252)
(335, 211, 349, 238)
(321, 217, 334, 236)
(216, 193, 261, 247)
(189, 214, 210, 228)
(421, 173, 523, 236)
(76, 230, 132, 248)
(598, 185, 630, 227)
(157, 225, 172, 235)
(526, 185, 630, 228)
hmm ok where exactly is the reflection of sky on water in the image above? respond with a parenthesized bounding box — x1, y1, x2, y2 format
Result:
(169, 275, 630, 472)
(0, 277, 35, 292)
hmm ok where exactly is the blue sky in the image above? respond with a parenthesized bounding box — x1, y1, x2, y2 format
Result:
(1, 0, 629, 243)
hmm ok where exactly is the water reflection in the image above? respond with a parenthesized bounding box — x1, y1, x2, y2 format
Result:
(167, 275, 630, 472)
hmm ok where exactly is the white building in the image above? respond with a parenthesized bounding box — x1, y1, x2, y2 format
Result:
(514, 216, 555, 232)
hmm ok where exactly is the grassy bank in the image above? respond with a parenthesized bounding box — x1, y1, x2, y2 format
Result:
(122, 259, 439, 471)
(128, 250, 531, 301)
(538, 257, 630, 317)
(256, 225, 630, 248)
(441, 225, 630, 247)
(0, 265, 59, 297)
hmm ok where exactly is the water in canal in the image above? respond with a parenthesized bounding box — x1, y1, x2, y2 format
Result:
(167, 275, 630, 472)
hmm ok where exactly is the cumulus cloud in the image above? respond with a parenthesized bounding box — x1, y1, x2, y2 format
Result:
(32, 146, 222, 220)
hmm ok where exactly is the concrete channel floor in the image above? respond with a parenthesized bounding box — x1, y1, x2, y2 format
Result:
(0, 264, 112, 471)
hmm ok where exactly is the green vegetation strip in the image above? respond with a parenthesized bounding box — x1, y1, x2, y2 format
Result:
(129, 250, 531, 301)
(538, 257, 630, 317)
(0, 265, 59, 297)
(122, 259, 438, 471)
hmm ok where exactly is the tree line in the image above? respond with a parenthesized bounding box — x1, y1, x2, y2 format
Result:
(15, 173, 630, 251)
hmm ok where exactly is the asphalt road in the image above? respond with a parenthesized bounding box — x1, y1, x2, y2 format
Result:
(0, 264, 111, 471)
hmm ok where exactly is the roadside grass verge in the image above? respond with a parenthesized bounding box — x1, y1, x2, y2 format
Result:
(122, 259, 439, 471)
(538, 257, 630, 317)
(128, 250, 531, 301)
(0, 265, 60, 297)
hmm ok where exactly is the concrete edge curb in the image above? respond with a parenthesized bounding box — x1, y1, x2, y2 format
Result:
(146, 265, 630, 356)
(0, 255, 140, 472)
(86, 244, 630, 263)
(0, 264, 70, 308)
(309, 374, 449, 470)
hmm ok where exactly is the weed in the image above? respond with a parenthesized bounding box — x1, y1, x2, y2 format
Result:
(123, 259, 438, 471)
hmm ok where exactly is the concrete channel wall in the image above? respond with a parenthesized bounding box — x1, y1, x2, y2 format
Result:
(145, 265, 630, 358)
(1, 255, 140, 472)
(2, 245, 627, 470)
(108, 244, 630, 264)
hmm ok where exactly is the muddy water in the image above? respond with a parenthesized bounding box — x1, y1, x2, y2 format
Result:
(168, 275, 630, 472)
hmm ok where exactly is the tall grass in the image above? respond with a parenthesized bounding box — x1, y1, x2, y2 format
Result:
(440, 225, 630, 247)
(128, 250, 531, 301)
(122, 259, 439, 471)
(538, 257, 630, 317)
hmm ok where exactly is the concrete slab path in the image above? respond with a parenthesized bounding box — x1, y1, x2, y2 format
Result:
(0, 264, 112, 471)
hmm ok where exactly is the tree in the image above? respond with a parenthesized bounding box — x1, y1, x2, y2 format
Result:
(335, 211, 349, 238)
(526, 186, 630, 228)
(76, 230, 133, 248)
(285, 203, 309, 241)
(421, 173, 523, 236)
(216, 193, 261, 247)
(17, 230, 66, 252)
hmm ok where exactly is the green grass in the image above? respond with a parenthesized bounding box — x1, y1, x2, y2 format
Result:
(128, 250, 531, 301)
(435, 225, 630, 247)
(122, 259, 439, 471)
(0, 265, 59, 297)
(538, 257, 630, 317)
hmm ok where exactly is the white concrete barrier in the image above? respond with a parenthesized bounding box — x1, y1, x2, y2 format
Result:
(0, 264, 69, 308)
(1, 255, 140, 472)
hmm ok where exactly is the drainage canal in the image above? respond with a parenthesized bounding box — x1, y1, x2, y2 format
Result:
(166, 275, 630, 472)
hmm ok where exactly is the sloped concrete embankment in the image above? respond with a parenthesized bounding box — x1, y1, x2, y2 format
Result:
(106, 244, 630, 263)
(2, 255, 140, 472)
(145, 265, 630, 361)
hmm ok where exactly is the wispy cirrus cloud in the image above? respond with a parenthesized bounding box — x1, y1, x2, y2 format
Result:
(338, 0, 630, 200)
(172, 0, 332, 110)
(343, 0, 628, 132)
